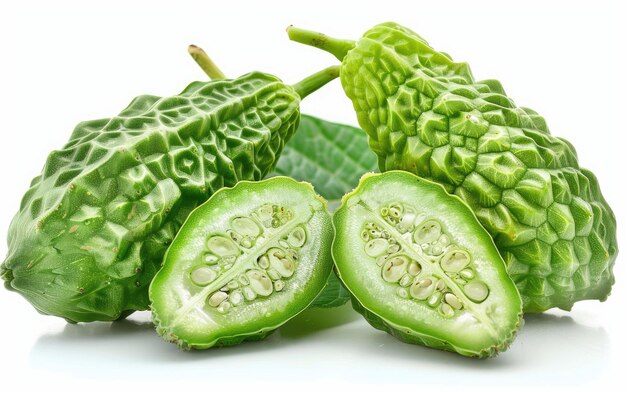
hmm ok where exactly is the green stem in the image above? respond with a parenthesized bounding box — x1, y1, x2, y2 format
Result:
(188, 45, 227, 80)
(287, 26, 355, 61)
(292, 65, 340, 99)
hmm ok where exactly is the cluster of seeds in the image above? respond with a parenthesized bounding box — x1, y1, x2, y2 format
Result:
(188, 204, 306, 314)
(362, 202, 491, 318)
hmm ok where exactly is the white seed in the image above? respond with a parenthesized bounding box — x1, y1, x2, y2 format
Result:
(238, 274, 250, 286)
(230, 290, 244, 306)
(231, 217, 260, 237)
(400, 212, 416, 228)
(227, 280, 239, 289)
(410, 277, 436, 300)
(427, 292, 442, 307)
(408, 262, 422, 276)
(440, 302, 455, 318)
(430, 245, 443, 256)
(441, 249, 471, 272)
(396, 288, 409, 298)
(444, 293, 462, 310)
(464, 281, 489, 302)
(274, 280, 285, 291)
(268, 248, 296, 278)
(258, 255, 270, 269)
(387, 244, 401, 254)
(381, 256, 409, 283)
(380, 207, 389, 217)
(460, 268, 475, 280)
(413, 220, 442, 244)
(365, 238, 389, 257)
(278, 239, 289, 248)
(203, 253, 219, 265)
(228, 230, 242, 244)
(439, 234, 450, 245)
(267, 268, 281, 281)
(247, 270, 273, 296)
(256, 204, 273, 221)
(190, 266, 217, 286)
(217, 301, 231, 313)
(243, 286, 256, 301)
(287, 226, 307, 248)
(208, 291, 228, 307)
(360, 230, 370, 241)
(436, 280, 446, 291)
(240, 238, 253, 248)
(220, 286, 229, 292)
(389, 206, 402, 218)
(399, 274, 412, 287)
(376, 255, 388, 266)
(207, 235, 239, 257)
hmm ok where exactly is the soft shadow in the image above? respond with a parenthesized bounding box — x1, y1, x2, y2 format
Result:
(28, 304, 361, 377)
(345, 310, 609, 385)
(280, 303, 361, 339)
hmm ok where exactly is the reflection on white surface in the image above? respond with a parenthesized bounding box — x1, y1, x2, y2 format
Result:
(28, 305, 608, 385)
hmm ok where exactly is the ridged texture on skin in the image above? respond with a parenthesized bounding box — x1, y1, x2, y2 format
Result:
(1, 72, 300, 322)
(339, 22, 617, 312)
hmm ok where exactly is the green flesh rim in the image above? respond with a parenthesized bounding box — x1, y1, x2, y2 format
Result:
(333, 171, 523, 357)
(149, 177, 333, 349)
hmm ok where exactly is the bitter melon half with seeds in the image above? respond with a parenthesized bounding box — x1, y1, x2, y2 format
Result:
(150, 177, 333, 349)
(333, 171, 522, 357)
(0, 47, 338, 322)
(288, 23, 618, 312)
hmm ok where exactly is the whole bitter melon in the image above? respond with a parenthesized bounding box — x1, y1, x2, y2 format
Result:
(0, 53, 338, 322)
(288, 22, 617, 312)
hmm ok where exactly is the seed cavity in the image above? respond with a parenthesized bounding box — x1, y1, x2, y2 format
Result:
(230, 290, 244, 306)
(444, 293, 462, 310)
(441, 249, 470, 272)
(208, 291, 228, 307)
(460, 268, 475, 280)
(413, 220, 442, 244)
(207, 236, 239, 257)
(440, 302, 455, 318)
(287, 226, 307, 248)
(365, 238, 389, 257)
(382, 256, 409, 283)
(410, 277, 436, 300)
(246, 270, 273, 297)
(231, 217, 260, 237)
(408, 262, 422, 276)
(190, 266, 217, 286)
(427, 292, 442, 307)
(267, 248, 295, 278)
(464, 281, 489, 302)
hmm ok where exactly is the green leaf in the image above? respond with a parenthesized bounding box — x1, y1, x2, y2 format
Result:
(269, 114, 378, 307)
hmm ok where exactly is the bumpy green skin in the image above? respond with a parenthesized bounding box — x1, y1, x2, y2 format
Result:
(1, 73, 301, 322)
(337, 23, 617, 312)
(271, 114, 378, 307)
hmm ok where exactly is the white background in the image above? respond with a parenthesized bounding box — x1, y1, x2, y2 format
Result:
(0, 0, 624, 391)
